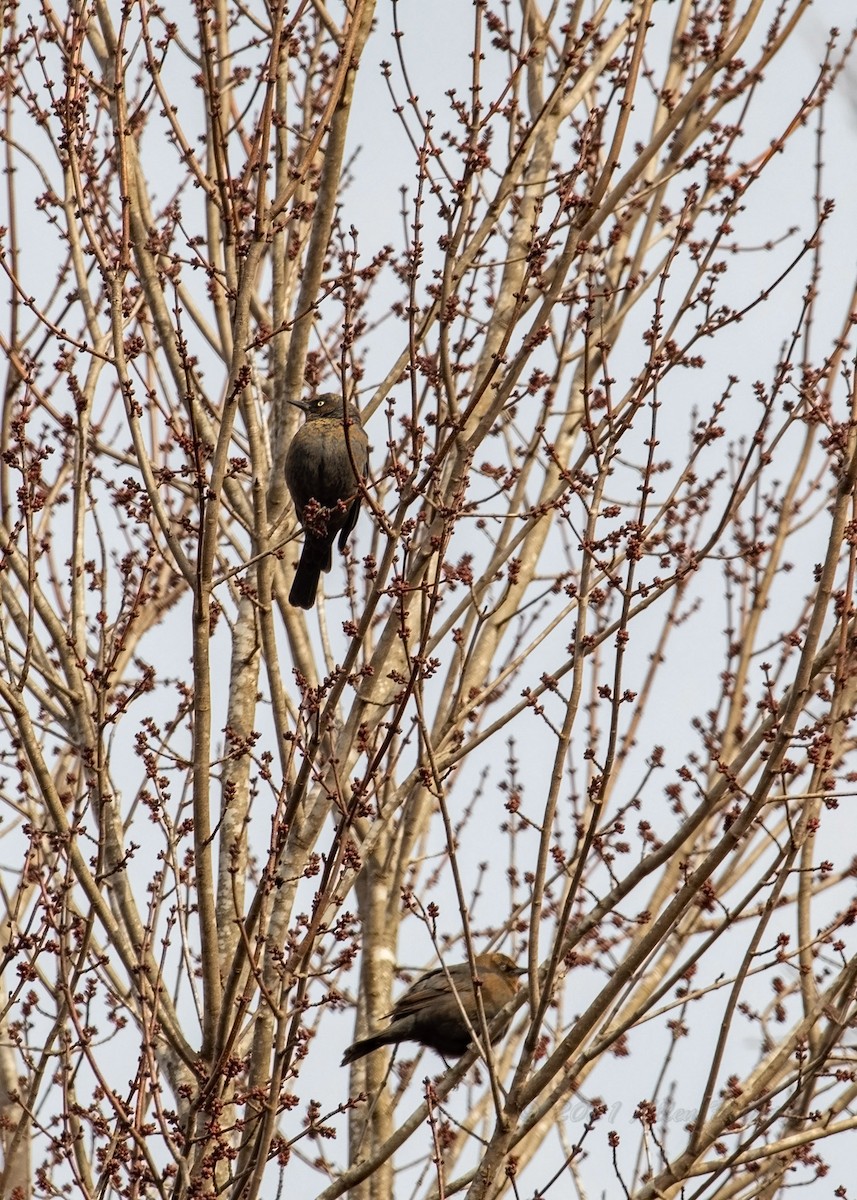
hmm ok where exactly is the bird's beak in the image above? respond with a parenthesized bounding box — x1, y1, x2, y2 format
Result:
(287, 398, 308, 412)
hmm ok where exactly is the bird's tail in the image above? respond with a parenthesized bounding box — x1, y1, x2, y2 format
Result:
(341, 1030, 398, 1066)
(289, 537, 333, 609)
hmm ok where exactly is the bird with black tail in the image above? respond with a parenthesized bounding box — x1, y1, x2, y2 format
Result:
(284, 393, 369, 609)
(341, 952, 525, 1066)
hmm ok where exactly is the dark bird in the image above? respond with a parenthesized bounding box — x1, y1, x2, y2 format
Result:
(341, 952, 524, 1066)
(284, 393, 369, 609)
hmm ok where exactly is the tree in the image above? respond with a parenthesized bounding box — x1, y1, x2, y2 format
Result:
(1, 1, 856, 1197)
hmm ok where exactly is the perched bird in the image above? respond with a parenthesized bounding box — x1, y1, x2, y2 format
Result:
(341, 952, 524, 1066)
(284, 393, 369, 609)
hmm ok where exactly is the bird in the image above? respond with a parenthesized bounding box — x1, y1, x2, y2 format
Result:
(341, 952, 524, 1066)
(284, 393, 369, 609)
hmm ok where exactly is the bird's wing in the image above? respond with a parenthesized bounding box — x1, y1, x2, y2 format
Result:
(388, 968, 443, 1018)
(388, 967, 470, 1022)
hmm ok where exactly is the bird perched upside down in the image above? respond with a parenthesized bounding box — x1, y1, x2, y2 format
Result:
(341, 952, 525, 1066)
(284, 393, 369, 609)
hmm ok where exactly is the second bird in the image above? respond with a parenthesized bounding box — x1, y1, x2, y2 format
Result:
(284, 394, 369, 609)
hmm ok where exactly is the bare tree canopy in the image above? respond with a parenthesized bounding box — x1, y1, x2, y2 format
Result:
(1, 2, 857, 1198)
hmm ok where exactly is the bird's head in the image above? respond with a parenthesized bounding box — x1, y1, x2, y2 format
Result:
(478, 952, 526, 981)
(288, 393, 348, 420)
